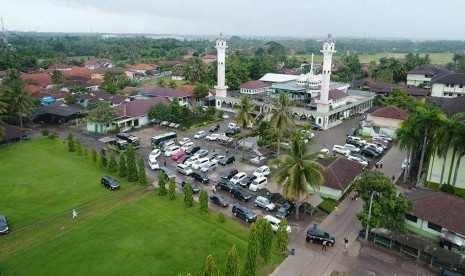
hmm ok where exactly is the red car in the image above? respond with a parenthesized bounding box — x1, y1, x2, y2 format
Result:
(172, 150, 187, 161)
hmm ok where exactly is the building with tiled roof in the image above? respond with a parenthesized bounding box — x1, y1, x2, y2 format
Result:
(0, 122, 26, 144)
(240, 80, 270, 95)
(405, 189, 465, 251)
(141, 87, 192, 106)
(171, 71, 184, 81)
(201, 54, 217, 64)
(371, 106, 408, 120)
(363, 106, 407, 137)
(314, 157, 364, 200)
(126, 64, 156, 73)
(407, 65, 450, 86)
(62, 66, 93, 79)
(431, 73, 465, 98)
(20, 72, 53, 88)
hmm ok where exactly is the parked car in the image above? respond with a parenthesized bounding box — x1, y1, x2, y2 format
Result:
(219, 156, 235, 166)
(230, 172, 247, 185)
(178, 137, 191, 146)
(373, 133, 393, 142)
(0, 215, 9, 235)
(222, 113, 229, 119)
(177, 155, 190, 164)
(253, 165, 271, 178)
(311, 123, 323, 131)
(221, 168, 239, 180)
(225, 129, 236, 137)
(347, 154, 368, 167)
(232, 204, 257, 223)
(206, 134, 222, 141)
(101, 176, 120, 190)
(346, 139, 364, 148)
(209, 124, 220, 132)
(185, 146, 201, 155)
(147, 157, 160, 170)
(343, 144, 360, 153)
(249, 177, 268, 192)
(191, 171, 209, 184)
(365, 143, 384, 153)
(161, 140, 176, 152)
(264, 215, 291, 233)
(347, 127, 358, 137)
(276, 200, 295, 219)
(181, 142, 194, 151)
(149, 149, 161, 159)
(333, 145, 351, 156)
(201, 162, 217, 173)
(346, 136, 366, 145)
(254, 196, 276, 211)
(171, 150, 187, 161)
(181, 180, 200, 194)
(159, 166, 176, 180)
(184, 155, 200, 167)
(228, 123, 237, 129)
(372, 138, 389, 148)
(218, 179, 237, 192)
(364, 144, 383, 155)
(194, 149, 209, 158)
(360, 148, 380, 158)
(231, 187, 252, 202)
(164, 145, 181, 157)
(209, 195, 230, 207)
(176, 164, 193, 176)
(306, 228, 335, 246)
(194, 131, 206, 139)
(372, 141, 388, 150)
(211, 155, 225, 165)
(191, 157, 210, 170)
(239, 175, 257, 188)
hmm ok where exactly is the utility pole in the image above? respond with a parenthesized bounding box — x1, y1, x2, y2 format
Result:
(365, 191, 380, 241)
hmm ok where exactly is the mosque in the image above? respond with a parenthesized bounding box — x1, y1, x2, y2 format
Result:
(214, 34, 374, 130)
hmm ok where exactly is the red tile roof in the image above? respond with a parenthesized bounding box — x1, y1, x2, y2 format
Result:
(126, 64, 156, 71)
(25, 85, 41, 93)
(406, 189, 465, 236)
(84, 60, 99, 66)
(116, 97, 170, 118)
(371, 106, 408, 120)
(142, 87, 191, 98)
(20, 72, 53, 88)
(314, 89, 347, 101)
(240, 80, 270, 90)
(177, 85, 195, 96)
(202, 55, 217, 60)
(62, 66, 93, 79)
(29, 89, 67, 100)
(317, 157, 364, 190)
(122, 87, 137, 94)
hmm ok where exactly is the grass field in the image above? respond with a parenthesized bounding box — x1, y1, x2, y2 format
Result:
(0, 139, 282, 275)
(290, 52, 454, 65)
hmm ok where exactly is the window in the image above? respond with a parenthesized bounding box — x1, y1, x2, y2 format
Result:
(405, 214, 418, 223)
(427, 221, 442, 232)
(459, 85, 464, 88)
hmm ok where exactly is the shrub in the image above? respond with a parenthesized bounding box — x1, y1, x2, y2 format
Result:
(217, 212, 226, 223)
(67, 132, 76, 152)
(157, 171, 167, 196)
(41, 129, 50, 136)
(99, 149, 108, 168)
(125, 145, 138, 182)
(138, 156, 147, 185)
(91, 149, 98, 163)
(199, 189, 209, 213)
(75, 138, 83, 156)
(168, 178, 176, 200)
(49, 132, 59, 140)
(108, 151, 118, 173)
(183, 184, 193, 207)
(118, 152, 127, 177)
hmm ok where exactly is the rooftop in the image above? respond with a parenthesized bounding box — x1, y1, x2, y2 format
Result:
(432, 73, 465, 85)
(317, 157, 364, 191)
(371, 106, 408, 120)
(240, 80, 270, 90)
(407, 65, 450, 76)
(260, 73, 299, 83)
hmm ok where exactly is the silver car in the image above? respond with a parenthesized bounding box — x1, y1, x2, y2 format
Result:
(254, 196, 276, 211)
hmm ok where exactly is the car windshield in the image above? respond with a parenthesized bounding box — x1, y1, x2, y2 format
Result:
(0, 219, 6, 227)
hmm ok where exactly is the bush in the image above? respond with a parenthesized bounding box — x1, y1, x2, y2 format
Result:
(199, 189, 209, 213)
(49, 132, 59, 140)
(41, 129, 50, 136)
(217, 212, 226, 223)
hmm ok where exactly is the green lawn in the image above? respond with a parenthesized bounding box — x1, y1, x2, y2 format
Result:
(0, 139, 283, 275)
(289, 52, 454, 65)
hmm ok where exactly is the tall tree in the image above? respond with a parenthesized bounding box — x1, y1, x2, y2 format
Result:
(138, 155, 147, 185)
(168, 178, 176, 200)
(91, 149, 98, 163)
(257, 217, 273, 262)
(99, 148, 108, 168)
(199, 189, 209, 213)
(234, 95, 255, 159)
(450, 123, 465, 186)
(75, 138, 83, 156)
(108, 151, 118, 173)
(184, 184, 193, 207)
(87, 101, 117, 124)
(67, 132, 76, 152)
(118, 152, 127, 177)
(243, 222, 258, 276)
(101, 72, 131, 94)
(181, 57, 207, 84)
(2, 71, 35, 127)
(224, 245, 239, 276)
(395, 116, 420, 182)
(276, 218, 290, 252)
(270, 93, 295, 157)
(158, 171, 167, 196)
(125, 144, 138, 182)
(202, 254, 219, 276)
(269, 133, 324, 219)
(193, 83, 210, 104)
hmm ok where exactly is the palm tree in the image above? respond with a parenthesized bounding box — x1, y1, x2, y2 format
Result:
(449, 122, 465, 186)
(234, 95, 255, 159)
(270, 93, 295, 157)
(395, 118, 420, 182)
(4, 78, 35, 128)
(269, 133, 324, 220)
(431, 113, 464, 185)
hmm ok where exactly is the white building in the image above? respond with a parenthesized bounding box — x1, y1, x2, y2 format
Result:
(214, 33, 228, 99)
(406, 65, 450, 86)
(239, 80, 270, 94)
(431, 73, 465, 98)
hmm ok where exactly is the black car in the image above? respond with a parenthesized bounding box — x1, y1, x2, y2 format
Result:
(0, 215, 9, 234)
(239, 175, 257, 188)
(232, 204, 257, 223)
(311, 123, 323, 131)
(191, 171, 209, 184)
(347, 127, 357, 137)
(360, 148, 379, 158)
(218, 179, 236, 192)
(219, 156, 235, 166)
(210, 195, 230, 207)
(181, 180, 200, 194)
(177, 155, 190, 164)
(276, 200, 296, 219)
(221, 168, 239, 180)
(209, 124, 220, 132)
(185, 146, 201, 155)
(230, 187, 252, 202)
(101, 176, 120, 190)
(225, 129, 236, 137)
(365, 145, 382, 155)
(346, 139, 364, 148)
(306, 229, 335, 246)
(159, 166, 176, 180)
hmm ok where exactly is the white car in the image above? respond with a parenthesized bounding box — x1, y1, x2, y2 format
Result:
(176, 164, 193, 176)
(230, 172, 247, 185)
(253, 165, 271, 178)
(347, 136, 367, 145)
(343, 144, 360, 153)
(184, 155, 200, 167)
(254, 196, 276, 211)
(374, 134, 393, 142)
(178, 137, 191, 146)
(149, 149, 161, 159)
(148, 157, 159, 170)
(181, 141, 194, 150)
(211, 155, 225, 164)
(206, 134, 221, 141)
(164, 145, 181, 157)
(191, 158, 210, 170)
(249, 177, 268, 191)
(228, 123, 237, 129)
(347, 154, 368, 167)
(194, 131, 206, 139)
(200, 162, 217, 173)
(264, 215, 291, 233)
(332, 145, 351, 156)
(365, 143, 384, 153)
(317, 148, 329, 159)
(222, 113, 229, 119)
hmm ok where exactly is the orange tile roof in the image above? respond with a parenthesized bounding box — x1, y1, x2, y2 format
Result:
(62, 66, 93, 79)
(176, 85, 195, 96)
(126, 64, 156, 71)
(20, 72, 53, 87)
(25, 85, 41, 93)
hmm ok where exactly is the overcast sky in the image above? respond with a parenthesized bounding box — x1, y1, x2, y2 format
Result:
(2, 0, 465, 40)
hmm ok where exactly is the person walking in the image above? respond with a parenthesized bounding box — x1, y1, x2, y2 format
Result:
(212, 185, 217, 193)
(322, 240, 327, 251)
(72, 209, 78, 219)
(392, 175, 396, 182)
(334, 206, 339, 215)
(375, 162, 379, 169)
(343, 237, 349, 253)
(380, 161, 383, 169)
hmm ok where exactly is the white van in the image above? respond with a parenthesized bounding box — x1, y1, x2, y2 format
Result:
(253, 166, 270, 178)
(228, 123, 237, 129)
(164, 145, 181, 157)
(161, 140, 176, 151)
(230, 172, 247, 184)
(264, 215, 291, 233)
(249, 177, 268, 191)
(184, 155, 200, 167)
(176, 164, 193, 176)
(191, 158, 210, 170)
